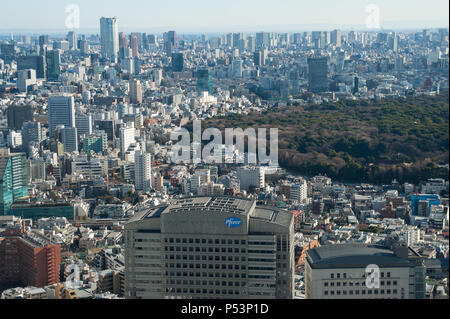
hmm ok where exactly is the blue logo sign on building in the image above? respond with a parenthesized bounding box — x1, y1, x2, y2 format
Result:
(225, 217, 242, 228)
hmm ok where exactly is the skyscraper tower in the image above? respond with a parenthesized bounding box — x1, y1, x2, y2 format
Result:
(197, 68, 213, 95)
(130, 34, 139, 57)
(331, 29, 342, 47)
(46, 50, 61, 81)
(124, 196, 294, 299)
(67, 31, 77, 50)
(171, 52, 184, 72)
(100, 17, 119, 61)
(134, 150, 152, 192)
(0, 148, 29, 215)
(164, 31, 176, 55)
(129, 79, 143, 104)
(48, 96, 76, 137)
(308, 57, 329, 93)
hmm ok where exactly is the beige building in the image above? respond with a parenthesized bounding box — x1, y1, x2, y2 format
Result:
(305, 243, 426, 299)
(124, 196, 294, 299)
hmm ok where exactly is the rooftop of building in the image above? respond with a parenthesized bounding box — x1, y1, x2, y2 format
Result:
(306, 243, 421, 269)
(127, 196, 292, 228)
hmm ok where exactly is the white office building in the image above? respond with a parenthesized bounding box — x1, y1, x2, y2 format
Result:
(120, 126, 135, 159)
(305, 243, 426, 299)
(134, 150, 152, 192)
(237, 166, 265, 191)
(290, 180, 308, 203)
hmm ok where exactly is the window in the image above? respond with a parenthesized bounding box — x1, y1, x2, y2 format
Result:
(324, 282, 328, 287)
(387, 272, 391, 278)
(324, 291, 329, 295)
(331, 274, 334, 279)
(343, 273, 347, 279)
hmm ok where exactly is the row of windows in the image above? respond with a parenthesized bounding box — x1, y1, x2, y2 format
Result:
(165, 246, 246, 254)
(165, 263, 245, 270)
(324, 280, 398, 287)
(166, 272, 245, 280)
(134, 239, 160, 243)
(165, 270, 247, 277)
(165, 255, 246, 262)
(330, 272, 392, 279)
(165, 238, 246, 245)
(167, 288, 241, 295)
(324, 289, 398, 296)
(166, 280, 246, 287)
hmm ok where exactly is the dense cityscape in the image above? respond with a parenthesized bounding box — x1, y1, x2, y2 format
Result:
(0, 7, 448, 301)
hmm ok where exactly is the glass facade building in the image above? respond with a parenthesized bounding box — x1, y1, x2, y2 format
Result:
(0, 150, 28, 215)
(197, 68, 213, 95)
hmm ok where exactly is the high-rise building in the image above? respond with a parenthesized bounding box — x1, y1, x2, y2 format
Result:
(308, 57, 328, 93)
(331, 29, 342, 47)
(164, 31, 176, 55)
(311, 31, 325, 49)
(17, 69, 36, 93)
(61, 127, 78, 153)
(130, 34, 139, 57)
(120, 127, 135, 159)
(197, 68, 213, 95)
(171, 52, 184, 72)
(134, 150, 152, 192)
(67, 31, 77, 50)
(232, 59, 243, 78)
(21, 122, 43, 151)
(124, 196, 294, 299)
(247, 36, 256, 52)
(305, 243, 426, 299)
(256, 32, 269, 48)
(389, 33, 398, 52)
(79, 39, 89, 54)
(46, 50, 61, 81)
(129, 79, 143, 104)
(290, 180, 308, 203)
(0, 226, 61, 288)
(237, 166, 265, 191)
(48, 96, 76, 137)
(38, 35, 48, 54)
(0, 149, 29, 215)
(17, 55, 46, 79)
(7, 105, 33, 130)
(75, 113, 93, 136)
(100, 17, 119, 61)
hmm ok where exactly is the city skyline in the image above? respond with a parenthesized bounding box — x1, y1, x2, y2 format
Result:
(0, 0, 448, 34)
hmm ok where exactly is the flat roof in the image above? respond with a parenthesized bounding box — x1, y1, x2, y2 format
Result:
(307, 243, 413, 269)
(127, 196, 292, 228)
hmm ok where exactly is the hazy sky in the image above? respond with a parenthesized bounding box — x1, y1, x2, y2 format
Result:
(0, 0, 448, 32)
